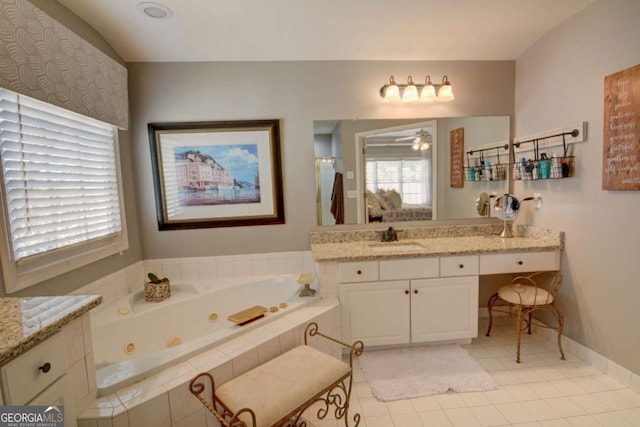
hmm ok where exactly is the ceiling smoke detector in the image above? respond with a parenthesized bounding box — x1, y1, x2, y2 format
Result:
(137, 2, 173, 19)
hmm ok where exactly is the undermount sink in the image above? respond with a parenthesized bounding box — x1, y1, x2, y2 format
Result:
(369, 242, 426, 252)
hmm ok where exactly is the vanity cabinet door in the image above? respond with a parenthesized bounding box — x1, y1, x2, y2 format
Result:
(339, 281, 410, 346)
(410, 276, 479, 343)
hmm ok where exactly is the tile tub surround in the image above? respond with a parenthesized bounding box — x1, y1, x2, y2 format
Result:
(62, 250, 330, 427)
(92, 275, 324, 396)
(70, 251, 319, 313)
(0, 295, 101, 364)
(77, 298, 340, 427)
(310, 225, 563, 262)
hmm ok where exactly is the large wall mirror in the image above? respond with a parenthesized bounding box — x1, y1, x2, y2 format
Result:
(314, 116, 510, 226)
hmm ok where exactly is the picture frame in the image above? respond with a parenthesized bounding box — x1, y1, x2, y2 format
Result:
(148, 119, 285, 230)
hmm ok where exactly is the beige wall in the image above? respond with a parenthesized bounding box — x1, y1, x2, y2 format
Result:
(514, 0, 640, 375)
(128, 61, 515, 259)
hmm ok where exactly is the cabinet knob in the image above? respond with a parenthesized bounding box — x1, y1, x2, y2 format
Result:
(517, 260, 523, 265)
(459, 264, 464, 269)
(357, 270, 362, 275)
(404, 290, 409, 295)
(39, 362, 51, 373)
(414, 289, 418, 294)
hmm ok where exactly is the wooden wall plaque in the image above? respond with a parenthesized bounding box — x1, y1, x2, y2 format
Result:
(450, 128, 464, 188)
(603, 64, 640, 190)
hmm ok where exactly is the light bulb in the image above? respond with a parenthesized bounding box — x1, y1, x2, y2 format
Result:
(382, 75, 401, 101)
(437, 75, 455, 102)
(384, 85, 400, 101)
(420, 76, 437, 102)
(402, 76, 419, 103)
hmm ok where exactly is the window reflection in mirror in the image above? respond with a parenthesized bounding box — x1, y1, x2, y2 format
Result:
(314, 116, 510, 226)
(360, 120, 436, 225)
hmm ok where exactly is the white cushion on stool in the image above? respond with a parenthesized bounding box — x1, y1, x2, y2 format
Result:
(498, 284, 554, 306)
(216, 345, 351, 427)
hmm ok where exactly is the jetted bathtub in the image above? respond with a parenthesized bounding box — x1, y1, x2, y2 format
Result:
(91, 274, 319, 395)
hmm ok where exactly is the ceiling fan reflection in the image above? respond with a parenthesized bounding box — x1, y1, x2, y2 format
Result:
(395, 129, 432, 151)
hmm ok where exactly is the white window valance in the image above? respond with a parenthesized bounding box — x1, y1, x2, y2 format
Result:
(0, 0, 128, 130)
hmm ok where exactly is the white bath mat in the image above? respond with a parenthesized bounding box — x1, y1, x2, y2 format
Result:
(358, 344, 498, 401)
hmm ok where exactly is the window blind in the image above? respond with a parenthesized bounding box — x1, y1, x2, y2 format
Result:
(366, 159, 430, 205)
(0, 89, 122, 262)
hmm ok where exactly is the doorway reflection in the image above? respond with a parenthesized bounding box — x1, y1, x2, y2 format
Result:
(315, 157, 337, 225)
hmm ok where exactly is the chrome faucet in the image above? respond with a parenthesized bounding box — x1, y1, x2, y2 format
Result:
(381, 226, 399, 242)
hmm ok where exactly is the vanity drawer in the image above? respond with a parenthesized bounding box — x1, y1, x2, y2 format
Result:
(338, 261, 379, 283)
(0, 332, 68, 405)
(440, 255, 479, 277)
(379, 257, 439, 280)
(479, 250, 560, 274)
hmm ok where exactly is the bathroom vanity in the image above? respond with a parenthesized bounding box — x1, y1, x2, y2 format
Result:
(311, 224, 563, 347)
(0, 295, 101, 427)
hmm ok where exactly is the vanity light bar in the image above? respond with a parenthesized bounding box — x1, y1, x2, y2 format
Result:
(380, 75, 454, 103)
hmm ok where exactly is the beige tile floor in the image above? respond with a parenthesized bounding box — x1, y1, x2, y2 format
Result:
(308, 316, 640, 427)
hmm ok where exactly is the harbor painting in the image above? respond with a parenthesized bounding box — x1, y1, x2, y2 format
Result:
(149, 120, 285, 230)
(174, 145, 261, 206)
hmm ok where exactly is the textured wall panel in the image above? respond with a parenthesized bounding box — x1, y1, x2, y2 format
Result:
(0, 0, 128, 129)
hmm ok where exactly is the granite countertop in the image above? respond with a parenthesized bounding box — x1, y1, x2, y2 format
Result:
(310, 224, 563, 262)
(0, 295, 102, 365)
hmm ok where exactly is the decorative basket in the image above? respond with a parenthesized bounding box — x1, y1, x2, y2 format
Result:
(144, 281, 171, 302)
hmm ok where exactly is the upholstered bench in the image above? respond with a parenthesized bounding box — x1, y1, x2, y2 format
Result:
(189, 322, 364, 427)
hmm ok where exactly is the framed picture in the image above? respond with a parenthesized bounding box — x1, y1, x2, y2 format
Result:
(148, 119, 285, 230)
(450, 127, 464, 188)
